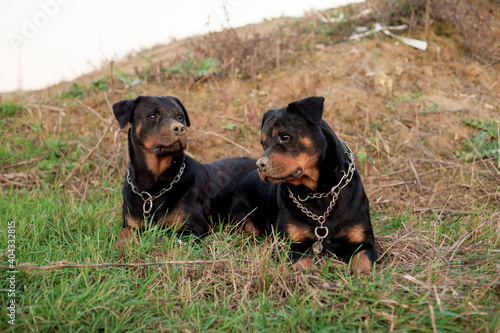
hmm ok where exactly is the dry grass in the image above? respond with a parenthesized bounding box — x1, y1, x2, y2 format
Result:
(370, 0, 500, 64)
(1, 2, 499, 331)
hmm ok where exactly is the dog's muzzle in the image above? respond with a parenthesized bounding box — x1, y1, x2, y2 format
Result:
(256, 156, 269, 172)
(171, 122, 186, 136)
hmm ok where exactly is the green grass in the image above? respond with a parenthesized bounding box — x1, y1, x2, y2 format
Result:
(456, 118, 499, 166)
(166, 50, 222, 79)
(1, 186, 498, 332)
(0, 100, 23, 117)
(60, 83, 86, 99)
(1, 8, 499, 330)
(59, 79, 109, 100)
(0, 106, 498, 333)
(114, 69, 142, 87)
(0, 96, 498, 333)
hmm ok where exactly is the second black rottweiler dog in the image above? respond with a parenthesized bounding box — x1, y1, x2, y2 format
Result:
(113, 95, 256, 244)
(231, 96, 376, 274)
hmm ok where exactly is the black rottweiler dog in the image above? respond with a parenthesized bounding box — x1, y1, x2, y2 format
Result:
(231, 96, 376, 274)
(113, 95, 256, 245)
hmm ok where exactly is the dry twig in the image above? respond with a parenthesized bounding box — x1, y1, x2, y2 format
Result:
(61, 116, 115, 187)
(0, 259, 256, 272)
(78, 100, 107, 123)
(201, 130, 254, 155)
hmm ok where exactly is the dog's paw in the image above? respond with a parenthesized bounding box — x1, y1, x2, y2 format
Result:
(114, 228, 137, 250)
(349, 250, 372, 276)
(293, 255, 317, 271)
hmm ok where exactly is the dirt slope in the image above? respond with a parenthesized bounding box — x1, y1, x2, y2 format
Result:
(2, 4, 499, 217)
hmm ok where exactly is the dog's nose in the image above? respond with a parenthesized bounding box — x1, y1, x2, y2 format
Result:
(256, 156, 269, 172)
(171, 122, 186, 136)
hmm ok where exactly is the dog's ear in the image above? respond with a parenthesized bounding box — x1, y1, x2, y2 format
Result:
(112, 96, 143, 129)
(167, 96, 190, 127)
(261, 108, 279, 131)
(287, 96, 325, 125)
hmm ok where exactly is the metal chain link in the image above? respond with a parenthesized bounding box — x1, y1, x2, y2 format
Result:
(126, 161, 186, 221)
(287, 140, 356, 254)
(295, 139, 355, 202)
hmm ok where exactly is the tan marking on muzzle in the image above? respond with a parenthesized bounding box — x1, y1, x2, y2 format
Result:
(262, 152, 320, 190)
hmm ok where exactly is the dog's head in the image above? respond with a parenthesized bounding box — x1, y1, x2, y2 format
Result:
(256, 96, 327, 190)
(113, 95, 190, 156)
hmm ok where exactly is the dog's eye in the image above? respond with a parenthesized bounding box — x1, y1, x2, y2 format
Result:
(176, 114, 184, 121)
(279, 134, 291, 142)
(147, 114, 158, 121)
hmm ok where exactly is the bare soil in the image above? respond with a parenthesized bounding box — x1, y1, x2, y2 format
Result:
(2, 3, 499, 218)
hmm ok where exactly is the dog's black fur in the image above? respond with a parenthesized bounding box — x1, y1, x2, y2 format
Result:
(231, 96, 376, 274)
(113, 95, 256, 243)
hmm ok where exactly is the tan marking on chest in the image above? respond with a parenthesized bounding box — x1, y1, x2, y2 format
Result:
(145, 154, 173, 180)
(286, 223, 314, 243)
(346, 224, 366, 244)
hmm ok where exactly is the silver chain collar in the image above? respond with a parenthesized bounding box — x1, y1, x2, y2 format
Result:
(287, 140, 355, 254)
(126, 161, 186, 223)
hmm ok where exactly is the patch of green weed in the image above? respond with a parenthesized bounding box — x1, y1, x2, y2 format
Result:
(221, 121, 237, 131)
(0, 100, 23, 117)
(114, 69, 142, 87)
(91, 78, 107, 91)
(422, 100, 440, 114)
(299, 41, 311, 51)
(60, 83, 86, 99)
(456, 118, 499, 166)
(166, 50, 221, 79)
